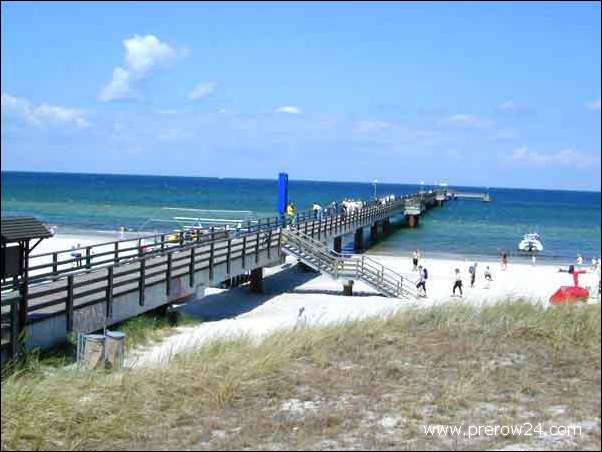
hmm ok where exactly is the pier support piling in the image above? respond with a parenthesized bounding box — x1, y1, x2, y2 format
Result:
(370, 223, 378, 242)
(354, 228, 364, 251)
(383, 218, 391, 235)
(250, 267, 263, 293)
(406, 214, 420, 228)
(333, 236, 342, 253)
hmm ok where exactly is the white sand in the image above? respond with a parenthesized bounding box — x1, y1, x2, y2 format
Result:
(25, 231, 153, 278)
(126, 253, 601, 368)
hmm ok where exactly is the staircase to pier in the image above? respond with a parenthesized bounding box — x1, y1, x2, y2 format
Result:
(280, 229, 419, 300)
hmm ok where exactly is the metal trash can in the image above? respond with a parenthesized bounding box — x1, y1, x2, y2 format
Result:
(105, 331, 126, 369)
(82, 334, 106, 370)
(343, 280, 354, 296)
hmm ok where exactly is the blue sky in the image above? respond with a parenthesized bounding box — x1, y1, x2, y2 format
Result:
(1, 1, 600, 190)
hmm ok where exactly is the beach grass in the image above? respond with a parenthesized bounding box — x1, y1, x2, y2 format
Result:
(1, 299, 600, 451)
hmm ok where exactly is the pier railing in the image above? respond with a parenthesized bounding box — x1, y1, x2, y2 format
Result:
(2, 193, 428, 359)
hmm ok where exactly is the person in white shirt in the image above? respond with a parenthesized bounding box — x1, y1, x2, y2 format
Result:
(452, 268, 463, 297)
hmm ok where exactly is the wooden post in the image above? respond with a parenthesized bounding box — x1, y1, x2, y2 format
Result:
(114, 242, 119, 264)
(52, 252, 58, 274)
(250, 267, 263, 293)
(66, 275, 74, 332)
(161, 234, 166, 252)
(209, 241, 215, 280)
(10, 298, 19, 358)
(139, 259, 146, 306)
(18, 242, 29, 337)
(106, 267, 114, 319)
(189, 247, 196, 287)
(255, 231, 260, 263)
(86, 246, 92, 269)
(166, 253, 172, 296)
(242, 236, 247, 269)
(277, 230, 282, 256)
(226, 239, 232, 275)
(267, 230, 272, 258)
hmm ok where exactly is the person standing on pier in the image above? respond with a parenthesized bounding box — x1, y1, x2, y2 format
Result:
(452, 268, 463, 297)
(286, 202, 296, 226)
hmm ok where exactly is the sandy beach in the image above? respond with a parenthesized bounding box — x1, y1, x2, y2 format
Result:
(29, 233, 600, 369)
(121, 249, 601, 368)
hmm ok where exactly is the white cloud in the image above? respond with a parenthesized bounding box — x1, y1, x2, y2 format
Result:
(500, 146, 595, 168)
(1, 92, 89, 128)
(446, 114, 494, 128)
(586, 99, 601, 111)
(99, 34, 184, 102)
(189, 81, 218, 100)
(274, 105, 302, 115)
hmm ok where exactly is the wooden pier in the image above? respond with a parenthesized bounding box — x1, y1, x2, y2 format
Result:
(1, 188, 456, 363)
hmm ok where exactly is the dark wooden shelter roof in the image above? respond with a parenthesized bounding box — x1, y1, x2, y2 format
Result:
(1, 216, 52, 244)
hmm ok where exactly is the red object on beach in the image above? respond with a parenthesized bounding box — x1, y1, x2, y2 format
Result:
(549, 286, 590, 305)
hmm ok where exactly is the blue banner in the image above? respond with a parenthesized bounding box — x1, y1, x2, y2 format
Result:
(277, 172, 288, 215)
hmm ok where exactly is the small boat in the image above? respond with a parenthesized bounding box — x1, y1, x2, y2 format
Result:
(518, 233, 543, 253)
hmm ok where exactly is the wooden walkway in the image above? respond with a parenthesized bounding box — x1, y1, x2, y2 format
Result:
(1, 189, 446, 361)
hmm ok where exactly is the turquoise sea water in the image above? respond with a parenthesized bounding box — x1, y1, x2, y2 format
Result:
(1, 171, 600, 262)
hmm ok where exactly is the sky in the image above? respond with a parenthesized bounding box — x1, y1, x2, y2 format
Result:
(1, 1, 600, 191)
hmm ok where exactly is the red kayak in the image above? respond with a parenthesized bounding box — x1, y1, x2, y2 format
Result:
(549, 286, 590, 305)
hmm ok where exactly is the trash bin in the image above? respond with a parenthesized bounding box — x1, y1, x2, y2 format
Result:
(105, 331, 126, 369)
(82, 334, 105, 370)
(343, 280, 354, 296)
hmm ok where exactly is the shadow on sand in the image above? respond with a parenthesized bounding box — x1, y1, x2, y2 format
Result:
(179, 263, 319, 321)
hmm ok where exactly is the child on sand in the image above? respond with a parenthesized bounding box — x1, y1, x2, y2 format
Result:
(469, 262, 477, 288)
(412, 250, 419, 271)
(452, 268, 463, 297)
(501, 252, 508, 271)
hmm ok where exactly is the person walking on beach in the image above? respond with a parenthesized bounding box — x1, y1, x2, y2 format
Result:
(412, 250, 419, 271)
(452, 268, 463, 297)
(469, 262, 478, 288)
(416, 265, 428, 297)
(577, 254, 583, 266)
(484, 266, 493, 289)
(531, 254, 537, 266)
(501, 252, 508, 271)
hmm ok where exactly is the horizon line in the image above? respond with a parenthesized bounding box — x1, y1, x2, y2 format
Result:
(1, 169, 600, 194)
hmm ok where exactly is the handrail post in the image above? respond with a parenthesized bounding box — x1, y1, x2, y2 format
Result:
(52, 252, 58, 275)
(189, 247, 196, 287)
(255, 231, 260, 263)
(161, 234, 166, 252)
(277, 230, 282, 257)
(85, 246, 92, 269)
(139, 259, 146, 306)
(106, 267, 114, 319)
(267, 230, 272, 258)
(242, 236, 247, 269)
(166, 253, 172, 296)
(66, 275, 74, 332)
(114, 242, 119, 264)
(226, 239, 232, 275)
(209, 241, 215, 280)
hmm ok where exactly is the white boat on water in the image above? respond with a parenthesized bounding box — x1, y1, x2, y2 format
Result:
(518, 233, 543, 253)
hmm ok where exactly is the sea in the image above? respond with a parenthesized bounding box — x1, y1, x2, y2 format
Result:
(1, 171, 600, 264)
